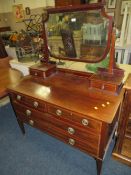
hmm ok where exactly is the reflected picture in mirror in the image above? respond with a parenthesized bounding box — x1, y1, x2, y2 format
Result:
(45, 7, 112, 63)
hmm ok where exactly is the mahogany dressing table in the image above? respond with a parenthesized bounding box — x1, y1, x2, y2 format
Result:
(8, 1, 125, 175)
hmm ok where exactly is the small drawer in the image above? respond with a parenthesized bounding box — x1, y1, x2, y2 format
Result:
(29, 64, 56, 78)
(10, 93, 46, 112)
(29, 69, 44, 78)
(90, 81, 103, 89)
(104, 84, 117, 92)
(47, 104, 102, 133)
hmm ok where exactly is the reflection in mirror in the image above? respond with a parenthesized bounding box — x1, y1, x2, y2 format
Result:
(46, 10, 109, 62)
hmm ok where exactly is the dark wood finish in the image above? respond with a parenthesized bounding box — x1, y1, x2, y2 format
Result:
(7, 2, 124, 175)
(0, 26, 11, 32)
(0, 36, 8, 58)
(43, 3, 114, 64)
(112, 74, 131, 166)
(42, 4, 124, 81)
(55, 0, 81, 7)
(0, 67, 22, 99)
(0, 45, 22, 99)
(29, 63, 56, 78)
(96, 159, 103, 175)
(89, 73, 124, 94)
(55, 0, 104, 7)
(8, 62, 125, 175)
(0, 57, 11, 68)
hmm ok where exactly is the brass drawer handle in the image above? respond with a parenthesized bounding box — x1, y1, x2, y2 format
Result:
(68, 127, 75, 135)
(56, 109, 62, 116)
(17, 95, 21, 101)
(82, 119, 89, 126)
(33, 101, 39, 108)
(29, 120, 34, 126)
(34, 72, 38, 76)
(26, 109, 31, 116)
(68, 138, 75, 145)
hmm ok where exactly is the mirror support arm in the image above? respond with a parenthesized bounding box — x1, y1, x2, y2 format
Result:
(41, 15, 49, 63)
(108, 29, 116, 74)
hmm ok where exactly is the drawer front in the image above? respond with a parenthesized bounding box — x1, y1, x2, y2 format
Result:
(30, 69, 44, 78)
(16, 111, 98, 157)
(47, 104, 102, 133)
(10, 93, 46, 112)
(90, 80, 117, 92)
(46, 124, 98, 156)
(104, 84, 117, 92)
(45, 114, 100, 147)
(13, 102, 99, 156)
(16, 110, 98, 156)
(15, 110, 50, 133)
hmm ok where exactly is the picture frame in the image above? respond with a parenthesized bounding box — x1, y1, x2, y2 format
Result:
(121, 1, 131, 15)
(25, 7, 31, 15)
(13, 4, 24, 22)
(108, 0, 117, 9)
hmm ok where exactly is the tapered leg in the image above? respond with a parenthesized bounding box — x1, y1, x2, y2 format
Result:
(17, 118, 25, 134)
(9, 96, 25, 135)
(96, 159, 103, 175)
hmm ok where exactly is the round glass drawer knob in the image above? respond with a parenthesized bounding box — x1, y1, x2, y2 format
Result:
(17, 95, 21, 101)
(68, 138, 75, 145)
(29, 120, 34, 126)
(82, 119, 89, 126)
(33, 101, 39, 108)
(68, 127, 75, 134)
(56, 109, 62, 116)
(26, 109, 31, 116)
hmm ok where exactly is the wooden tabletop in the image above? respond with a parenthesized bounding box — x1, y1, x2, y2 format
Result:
(0, 68, 23, 99)
(8, 72, 125, 124)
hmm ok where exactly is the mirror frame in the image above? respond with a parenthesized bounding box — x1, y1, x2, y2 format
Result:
(42, 2, 114, 63)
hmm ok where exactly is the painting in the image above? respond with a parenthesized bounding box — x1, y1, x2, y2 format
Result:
(108, 0, 117, 9)
(13, 4, 24, 22)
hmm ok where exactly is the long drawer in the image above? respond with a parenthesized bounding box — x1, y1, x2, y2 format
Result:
(47, 104, 102, 133)
(13, 102, 100, 156)
(10, 92, 102, 134)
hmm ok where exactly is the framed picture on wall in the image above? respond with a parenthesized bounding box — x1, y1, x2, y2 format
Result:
(25, 7, 31, 15)
(108, 0, 117, 9)
(13, 4, 24, 22)
(121, 1, 131, 15)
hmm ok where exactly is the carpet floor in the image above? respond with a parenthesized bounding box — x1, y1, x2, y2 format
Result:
(0, 103, 130, 175)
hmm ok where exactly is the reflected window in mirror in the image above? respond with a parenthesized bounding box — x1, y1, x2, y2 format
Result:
(46, 10, 110, 62)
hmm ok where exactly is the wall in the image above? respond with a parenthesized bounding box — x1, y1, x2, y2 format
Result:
(105, 0, 128, 30)
(0, 13, 7, 27)
(0, 0, 55, 13)
(0, 0, 127, 31)
(0, 0, 55, 31)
